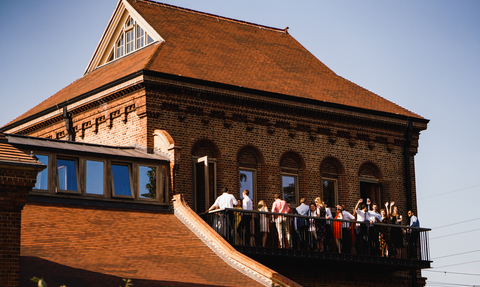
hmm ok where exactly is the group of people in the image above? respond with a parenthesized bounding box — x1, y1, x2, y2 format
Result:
(207, 189, 420, 259)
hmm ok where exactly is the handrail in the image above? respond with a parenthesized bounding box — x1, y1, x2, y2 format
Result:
(200, 208, 431, 262)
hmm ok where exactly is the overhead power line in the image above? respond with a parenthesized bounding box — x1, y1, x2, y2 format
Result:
(427, 281, 476, 287)
(424, 269, 480, 277)
(430, 228, 480, 240)
(436, 259, 480, 269)
(433, 217, 480, 229)
(432, 249, 480, 260)
(419, 184, 480, 200)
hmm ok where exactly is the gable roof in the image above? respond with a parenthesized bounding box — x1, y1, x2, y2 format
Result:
(4, 0, 424, 130)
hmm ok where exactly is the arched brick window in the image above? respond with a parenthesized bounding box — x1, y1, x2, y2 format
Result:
(191, 140, 219, 213)
(237, 146, 263, 205)
(280, 151, 304, 206)
(358, 162, 383, 205)
(320, 157, 344, 207)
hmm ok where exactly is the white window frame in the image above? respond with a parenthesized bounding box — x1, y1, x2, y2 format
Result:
(281, 172, 298, 206)
(239, 167, 257, 205)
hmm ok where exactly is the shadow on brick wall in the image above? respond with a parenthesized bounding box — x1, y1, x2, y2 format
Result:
(20, 256, 220, 287)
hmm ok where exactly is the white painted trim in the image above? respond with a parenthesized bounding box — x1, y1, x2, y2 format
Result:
(83, 0, 164, 75)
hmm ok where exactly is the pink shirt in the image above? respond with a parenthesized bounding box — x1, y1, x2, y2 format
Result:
(272, 199, 289, 215)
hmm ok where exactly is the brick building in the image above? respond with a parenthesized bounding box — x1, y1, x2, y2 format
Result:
(1, 0, 429, 286)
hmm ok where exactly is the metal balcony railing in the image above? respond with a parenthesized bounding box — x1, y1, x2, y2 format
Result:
(200, 208, 430, 262)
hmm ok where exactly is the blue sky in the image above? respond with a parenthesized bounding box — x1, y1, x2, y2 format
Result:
(1, 1, 479, 286)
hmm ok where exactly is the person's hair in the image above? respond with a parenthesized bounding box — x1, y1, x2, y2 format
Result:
(392, 206, 399, 216)
(310, 203, 316, 209)
(315, 197, 321, 204)
(300, 198, 306, 204)
(360, 203, 366, 210)
(380, 208, 386, 215)
(221, 187, 229, 193)
(258, 200, 265, 209)
(243, 189, 249, 196)
(274, 193, 281, 199)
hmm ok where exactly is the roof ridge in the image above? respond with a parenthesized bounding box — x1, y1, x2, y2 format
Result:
(132, 0, 287, 33)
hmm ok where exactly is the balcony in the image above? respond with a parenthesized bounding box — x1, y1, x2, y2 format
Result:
(200, 208, 431, 272)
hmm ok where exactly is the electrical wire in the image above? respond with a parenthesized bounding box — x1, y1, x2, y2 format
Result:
(436, 259, 480, 269)
(427, 281, 475, 287)
(432, 217, 480, 230)
(424, 270, 480, 277)
(432, 249, 480, 260)
(419, 184, 480, 200)
(430, 228, 480, 240)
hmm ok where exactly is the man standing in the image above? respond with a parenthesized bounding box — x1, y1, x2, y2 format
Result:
(408, 210, 420, 258)
(271, 193, 292, 248)
(296, 198, 309, 249)
(241, 189, 254, 246)
(367, 201, 382, 256)
(208, 187, 238, 241)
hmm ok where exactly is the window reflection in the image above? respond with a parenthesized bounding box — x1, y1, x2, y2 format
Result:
(112, 164, 131, 196)
(322, 179, 336, 207)
(34, 155, 49, 190)
(57, 159, 78, 191)
(282, 175, 296, 203)
(239, 170, 254, 200)
(139, 166, 156, 199)
(86, 160, 104, 195)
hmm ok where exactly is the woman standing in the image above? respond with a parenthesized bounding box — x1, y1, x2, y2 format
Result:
(332, 206, 343, 253)
(258, 200, 270, 247)
(308, 203, 318, 250)
(390, 202, 404, 258)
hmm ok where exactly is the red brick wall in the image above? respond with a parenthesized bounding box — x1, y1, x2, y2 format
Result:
(0, 167, 38, 287)
(11, 78, 424, 219)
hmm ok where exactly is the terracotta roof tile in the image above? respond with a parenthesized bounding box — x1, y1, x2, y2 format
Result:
(5, 44, 159, 128)
(21, 204, 264, 287)
(0, 133, 43, 165)
(5, 0, 423, 129)
(127, 0, 422, 119)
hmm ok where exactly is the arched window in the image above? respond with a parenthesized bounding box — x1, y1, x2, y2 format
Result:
(280, 151, 303, 206)
(237, 146, 262, 206)
(191, 140, 219, 213)
(358, 162, 382, 205)
(110, 16, 155, 63)
(320, 157, 343, 207)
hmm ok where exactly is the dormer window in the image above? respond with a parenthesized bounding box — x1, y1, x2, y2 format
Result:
(109, 16, 154, 63)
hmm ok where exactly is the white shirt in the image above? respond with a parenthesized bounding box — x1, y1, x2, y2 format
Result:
(242, 195, 253, 211)
(213, 193, 237, 209)
(342, 211, 355, 228)
(368, 210, 382, 224)
(325, 207, 332, 224)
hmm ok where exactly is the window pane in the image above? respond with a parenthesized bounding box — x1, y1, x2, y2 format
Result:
(136, 26, 145, 49)
(282, 175, 296, 203)
(139, 166, 156, 199)
(86, 160, 104, 195)
(147, 34, 154, 44)
(112, 164, 131, 196)
(57, 159, 77, 191)
(239, 170, 254, 200)
(322, 180, 336, 207)
(116, 34, 124, 57)
(34, 155, 49, 190)
(126, 30, 134, 53)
